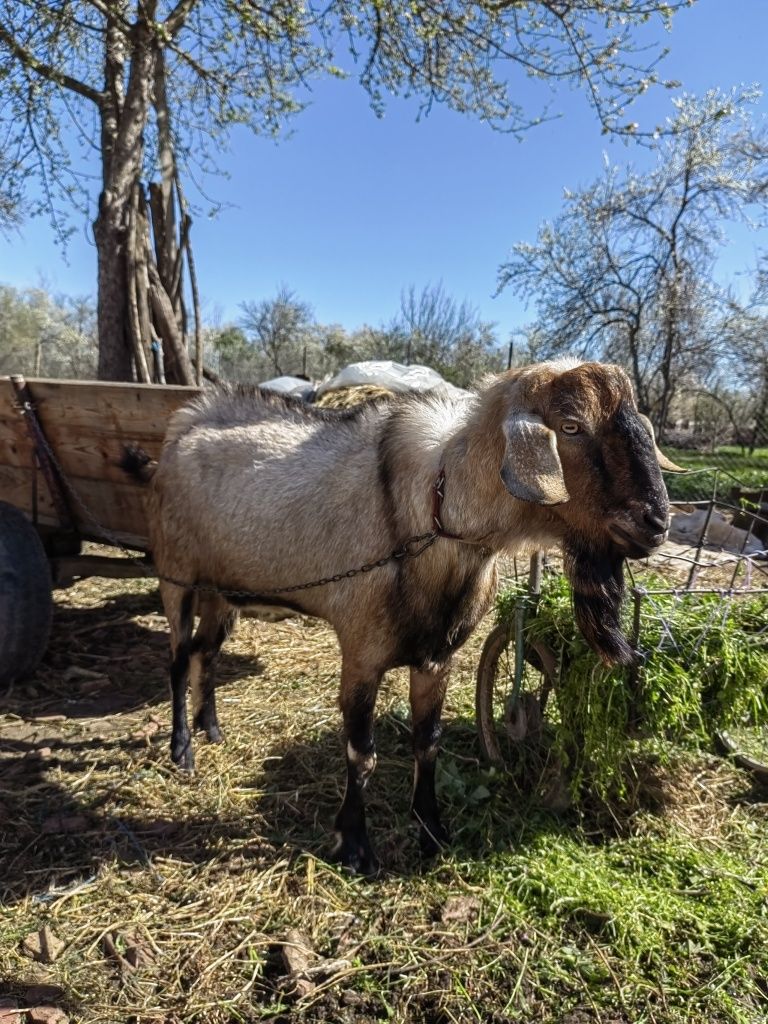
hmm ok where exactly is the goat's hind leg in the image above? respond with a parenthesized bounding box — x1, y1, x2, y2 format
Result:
(333, 659, 383, 876)
(410, 661, 451, 857)
(161, 582, 197, 771)
(190, 595, 238, 743)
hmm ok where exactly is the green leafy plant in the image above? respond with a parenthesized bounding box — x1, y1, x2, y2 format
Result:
(495, 572, 768, 803)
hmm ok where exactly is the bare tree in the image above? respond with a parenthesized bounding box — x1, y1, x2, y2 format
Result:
(720, 283, 768, 454)
(395, 282, 502, 385)
(239, 287, 314, 378)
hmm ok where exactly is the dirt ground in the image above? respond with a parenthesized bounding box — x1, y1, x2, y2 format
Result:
(0, 568, 493, 1022)
(2, 551, 767, 1024)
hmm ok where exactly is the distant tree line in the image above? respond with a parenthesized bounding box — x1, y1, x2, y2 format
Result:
(0, 281, 505, 390)
(214, 282, 504, 388)
(0, 285, 98, 380)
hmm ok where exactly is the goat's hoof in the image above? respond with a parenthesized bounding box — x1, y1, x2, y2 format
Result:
(332, 833, 381, 878)
(193, 714, 223, 744)
(418, 819, 451, 859)
(171, 745, 195, 772)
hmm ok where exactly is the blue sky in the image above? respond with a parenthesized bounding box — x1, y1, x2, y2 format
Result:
(1, 0, 767, 345)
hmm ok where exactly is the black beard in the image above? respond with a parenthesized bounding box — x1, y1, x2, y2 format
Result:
(563, 537, 635, 667)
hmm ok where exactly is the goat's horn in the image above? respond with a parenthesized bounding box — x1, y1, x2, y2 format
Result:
(638, 414, 686, 473)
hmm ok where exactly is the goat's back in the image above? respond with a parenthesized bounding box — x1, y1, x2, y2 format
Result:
(148, 386, 471, 609)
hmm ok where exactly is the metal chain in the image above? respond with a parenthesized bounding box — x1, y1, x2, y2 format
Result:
(154, 532, 439, 599)
(17, 400, 441, 600)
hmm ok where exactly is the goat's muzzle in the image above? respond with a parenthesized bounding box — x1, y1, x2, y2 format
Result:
(607, 506, 669, 560)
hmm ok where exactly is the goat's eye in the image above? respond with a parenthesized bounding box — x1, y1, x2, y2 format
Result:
(561, 421, 580, 435)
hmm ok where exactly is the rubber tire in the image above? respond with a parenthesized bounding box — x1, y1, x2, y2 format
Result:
(0, 501, 53, 685)
(475, 622, 556, 767)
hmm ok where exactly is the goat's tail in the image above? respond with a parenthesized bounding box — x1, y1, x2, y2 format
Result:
(120, 443, 157, 483)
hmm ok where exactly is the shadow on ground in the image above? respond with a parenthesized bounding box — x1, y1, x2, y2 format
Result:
(0, 699, 589, 915)
(2, 586, 264, 720)
(1, 692, 762, 914)
(3, 582, 761, 913)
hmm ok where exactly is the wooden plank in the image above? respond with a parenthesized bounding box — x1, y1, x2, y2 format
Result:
(0, 377, 200, 546)
(0, 378, 198, 458)
(0, 464, 56, 522)
(0, 399, 34, 469)
(46, 382, 194, 430)
(0, 423, 166, 484)
(51, 554, 155, 583)
(0, 464, 151, 546)
(0, 417, 171, 487)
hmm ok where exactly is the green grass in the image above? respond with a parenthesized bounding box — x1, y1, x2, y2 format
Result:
(495, 574, 768, 806)
(663, 447, 768, 503)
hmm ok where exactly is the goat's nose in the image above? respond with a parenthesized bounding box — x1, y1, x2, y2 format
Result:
(644, 510, 668, 533)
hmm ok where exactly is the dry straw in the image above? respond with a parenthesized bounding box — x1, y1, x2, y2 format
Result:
(1, 547, 767, 1022)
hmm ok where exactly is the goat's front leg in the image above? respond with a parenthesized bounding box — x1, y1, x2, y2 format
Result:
(189, 597, 238, 744)
(334, 662, 382, 876)
(410, 661, 451, 857)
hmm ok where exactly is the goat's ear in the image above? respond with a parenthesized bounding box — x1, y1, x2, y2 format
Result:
(500, 412, 570, 505)
(637, 414, 686, 473)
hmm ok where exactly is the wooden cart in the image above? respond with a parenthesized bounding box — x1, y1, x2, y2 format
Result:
(0, 375, 198, 683)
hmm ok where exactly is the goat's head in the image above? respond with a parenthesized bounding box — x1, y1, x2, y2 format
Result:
(497, 361, 683, 666)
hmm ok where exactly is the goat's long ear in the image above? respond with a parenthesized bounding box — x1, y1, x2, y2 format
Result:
(500, 411, 570, 505)
(637, 414, 686, 473)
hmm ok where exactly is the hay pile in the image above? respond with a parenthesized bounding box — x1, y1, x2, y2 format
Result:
(313, 385, 393, 409)
(2, 562, 767, 1023)
(0, 571, 500, 1022)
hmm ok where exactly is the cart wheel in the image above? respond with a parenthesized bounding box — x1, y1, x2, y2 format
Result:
(475, 621, 558, 769)
(0, 502, 53, 686)
(714, 729, 768, 788)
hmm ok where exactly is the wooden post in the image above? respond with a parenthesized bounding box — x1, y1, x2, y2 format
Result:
(9, 375, 76, 532)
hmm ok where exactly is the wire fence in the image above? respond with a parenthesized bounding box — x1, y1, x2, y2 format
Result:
(494, 488, 768, 773)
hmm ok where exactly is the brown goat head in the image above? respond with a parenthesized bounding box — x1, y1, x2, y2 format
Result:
(498, 361, 681, 666)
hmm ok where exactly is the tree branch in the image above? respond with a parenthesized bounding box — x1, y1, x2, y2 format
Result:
(164, 0, 200, 38)
(0, 23, 103, 105)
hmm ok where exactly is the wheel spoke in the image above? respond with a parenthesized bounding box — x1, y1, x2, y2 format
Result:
(475, 618, 561, 792)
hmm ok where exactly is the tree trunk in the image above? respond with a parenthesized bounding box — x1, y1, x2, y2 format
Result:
(656, 271, 680, 444)
(625, 321, 650, 415)
(146, 258, 195, 383)
(95, 4, 157, 382)
(126, 183, 151, 382)
(94, 195, 134, 381)
(749, 379, 768, 455)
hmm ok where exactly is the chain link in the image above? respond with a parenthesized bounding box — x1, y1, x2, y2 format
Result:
(155, 531, 438, 599)
(17, 400, 441, 600)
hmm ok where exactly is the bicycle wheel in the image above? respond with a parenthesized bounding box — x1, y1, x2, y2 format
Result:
(714, 728, 768, 787)
(475, 619, 559, 772)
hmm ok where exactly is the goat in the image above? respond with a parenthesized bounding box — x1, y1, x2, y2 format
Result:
(127, 360, 680, 874)
(669, 507, 766, 556)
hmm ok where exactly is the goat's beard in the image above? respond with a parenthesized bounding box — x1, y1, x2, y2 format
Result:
(563, 537, 635, 667)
